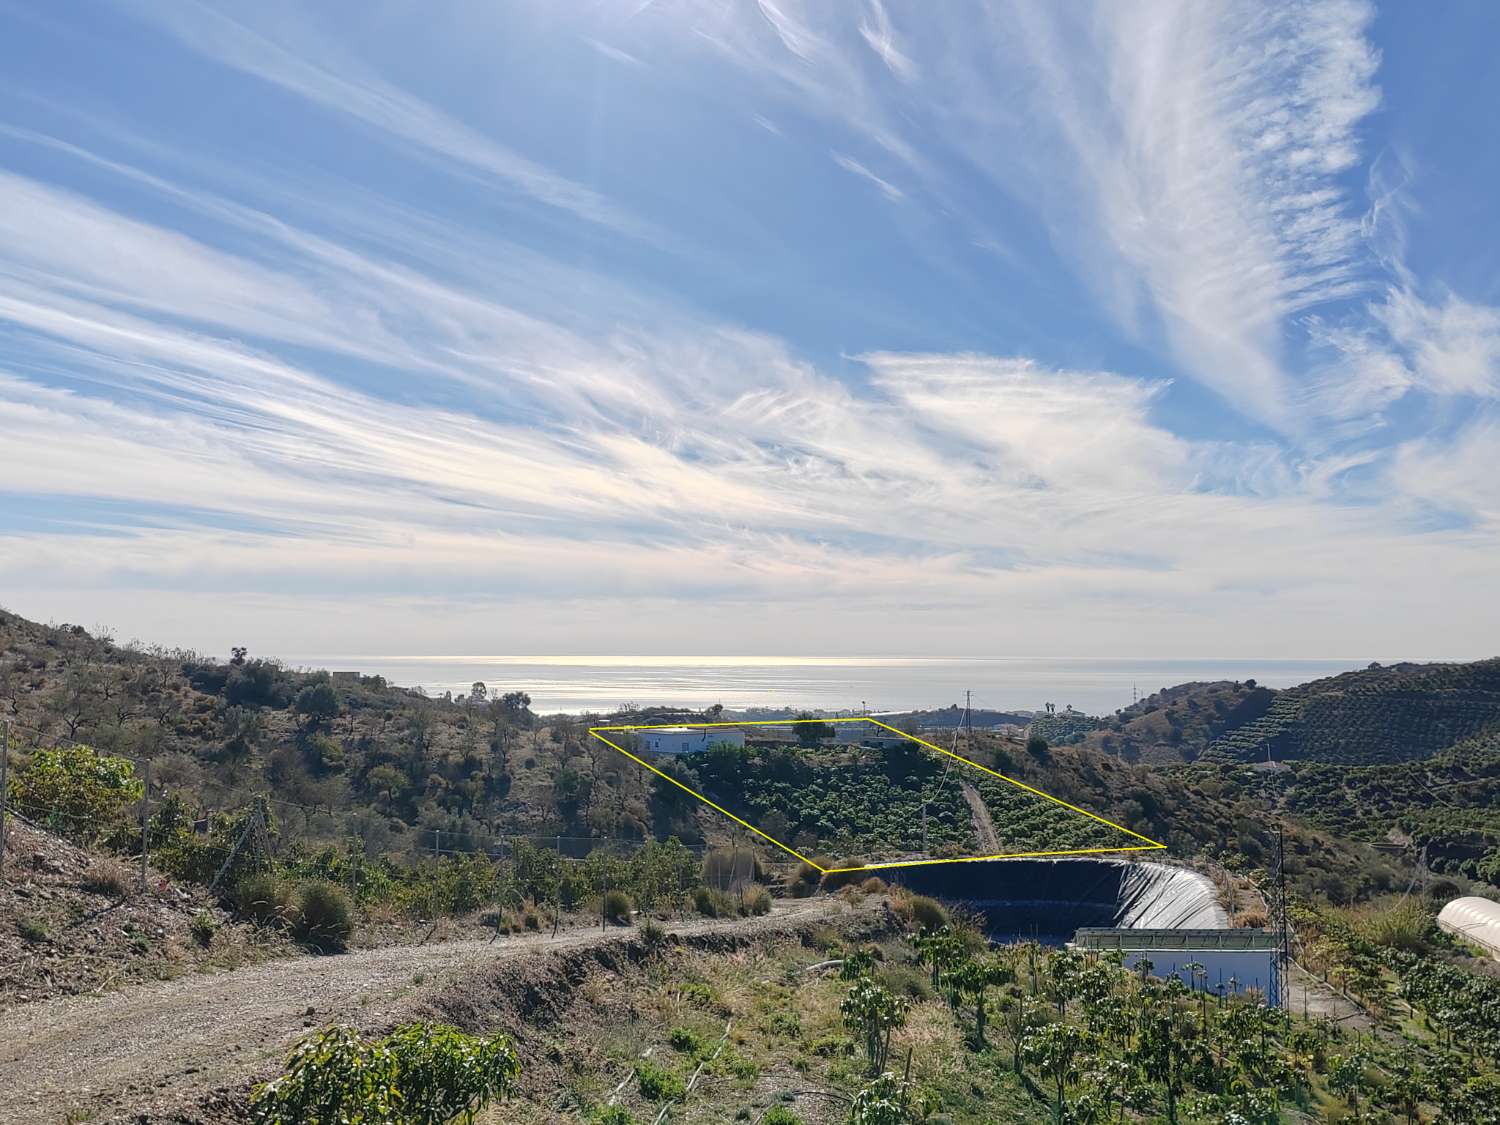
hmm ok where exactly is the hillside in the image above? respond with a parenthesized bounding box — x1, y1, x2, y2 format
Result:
(1199, 659, 1500, 766)
(1074, 679, 1274, 764)
(0, 607, 1487, 902)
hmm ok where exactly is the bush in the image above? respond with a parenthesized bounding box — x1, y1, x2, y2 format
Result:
(16, 916, 47, 943)
(234, 873, 295, 927)
(81, 860, 133, 899)
(860, 877, 887, 894)
(14, 744, 142, 838)
(248, 1022, 519, 1124)
(1352, 897, 1431, 952)
(901, 894, 947, 931)
(294, 880, 354, 952)
(603, 889, 634, 924)
(789, 861, 824, 898)
(635, 1058, 685, 1102)
(668, 1026, 704, 1055)
(762, 1107, 804, 1125)
(693, 886, 734, 918)
(744, 884, 773, 915)
(190, 910, 218, 948)
(591, 1107, 637, 1125)
(641, 918, 667, 946)
(522, 909, 540, 931)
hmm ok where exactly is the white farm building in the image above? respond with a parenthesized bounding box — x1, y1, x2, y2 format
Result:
(636, 727, 745, 755)
(1438, 896, 1500, 961)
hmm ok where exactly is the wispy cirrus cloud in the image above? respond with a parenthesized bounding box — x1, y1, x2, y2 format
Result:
(0, 1, 1496, 661)
(117, 0, 657, 242)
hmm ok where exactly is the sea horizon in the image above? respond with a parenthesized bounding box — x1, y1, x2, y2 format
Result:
(279, 654, 1391, 717)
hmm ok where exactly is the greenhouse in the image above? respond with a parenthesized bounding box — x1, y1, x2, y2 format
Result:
(1437, 896, 1500, 961)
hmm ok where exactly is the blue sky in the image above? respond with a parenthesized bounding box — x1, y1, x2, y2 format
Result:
(1, 0, 1497, 659)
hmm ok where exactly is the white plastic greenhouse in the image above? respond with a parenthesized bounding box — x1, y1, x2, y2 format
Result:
(1437, 896, 1500, 961)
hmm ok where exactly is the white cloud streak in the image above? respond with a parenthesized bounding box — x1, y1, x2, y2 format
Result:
(118, 0, 656, 241)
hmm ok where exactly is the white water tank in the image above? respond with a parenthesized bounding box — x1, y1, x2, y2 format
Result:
(1437, 896, 1500, 961)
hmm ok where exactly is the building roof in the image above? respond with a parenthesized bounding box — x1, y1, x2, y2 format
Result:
(1437, 896, 1500, 959)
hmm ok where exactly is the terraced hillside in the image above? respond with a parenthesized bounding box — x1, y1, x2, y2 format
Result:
(1200, 659, 1500, 765)
(1249, 735, 1500, 884)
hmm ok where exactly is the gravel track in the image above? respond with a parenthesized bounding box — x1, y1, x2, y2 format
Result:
(0, 898, 845, 1124)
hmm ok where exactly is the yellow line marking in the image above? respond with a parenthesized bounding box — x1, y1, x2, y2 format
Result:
(586, 717, 1167, 874)
(820, 845, 1167, 875)
(587, 732, 825, 869)
(862, 718, 1164, 847)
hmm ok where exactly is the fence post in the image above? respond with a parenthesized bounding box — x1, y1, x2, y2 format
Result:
(0, 720, 9, 877)
(139, 758, 151, 892)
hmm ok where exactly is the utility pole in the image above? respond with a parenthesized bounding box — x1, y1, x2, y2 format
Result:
(139, 758, 151, 892)
(1272, 824, 1290, 1011)
(0, 720, 9, 877)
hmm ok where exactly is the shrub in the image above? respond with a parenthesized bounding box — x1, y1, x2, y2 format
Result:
(14, 744, 142, 838)
(744, 884, 773, 916)
(641, 918, 667, 946)
(248, 1022, 518, 1124)
(762, 1107, 804, 1125)
(233, 873, 295, 927)
(902, 894, 947, 932)
(634, 1058, 685, 1102)
(693, 886, 734, 918)
(190, 910, 218, 948)
(860, 877, 887, 894)
(81, 860, 133, 899)
(294, 881, 354, 953)
(1352, 897, 1431, 952)
(16, 916, 47, 943)
(385, 1022, 521, 1122)
(603, 889, 634, 924)
(522, 909, 541, 931)
(590, 1107, 637, 1125)
(668, 1026, 704, 1055)
(789, 861, 823, 898)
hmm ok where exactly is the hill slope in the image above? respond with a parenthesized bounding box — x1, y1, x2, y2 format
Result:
(1200, 659, 1500, 765)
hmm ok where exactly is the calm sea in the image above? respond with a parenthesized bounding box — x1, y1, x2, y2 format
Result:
(280, 656, 1371, 717)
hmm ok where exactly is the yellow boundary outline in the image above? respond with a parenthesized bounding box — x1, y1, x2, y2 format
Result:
(587, 716, 1166, 874)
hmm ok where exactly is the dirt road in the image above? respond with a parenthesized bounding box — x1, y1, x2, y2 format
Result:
(962, 781, 1001, 854)
(0, 899, 846, 1124)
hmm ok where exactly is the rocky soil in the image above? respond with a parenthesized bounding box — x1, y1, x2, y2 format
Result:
(0, 890, 860, 1124)
(0, 816, 290, 1007)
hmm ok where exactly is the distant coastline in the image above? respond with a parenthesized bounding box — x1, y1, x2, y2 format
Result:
(279, 655, 1372, 716)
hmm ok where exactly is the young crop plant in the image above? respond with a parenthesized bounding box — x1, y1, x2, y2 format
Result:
(248, 1022, 518, 1125)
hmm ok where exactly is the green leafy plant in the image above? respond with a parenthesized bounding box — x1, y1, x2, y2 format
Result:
(190, 909, 218, 947)
(14, 743, 142, 837)
(847, 1072, 916, 1125)
(634, 1058, 685, 1102)
(589, 1105, 637, 1124)
(248, 1022, 518, 1124)
(841, 979, 908, 1075)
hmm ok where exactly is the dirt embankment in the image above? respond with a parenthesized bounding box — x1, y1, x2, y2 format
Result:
(0, 894, 872, 1124)
(0, 817, 290, 1007)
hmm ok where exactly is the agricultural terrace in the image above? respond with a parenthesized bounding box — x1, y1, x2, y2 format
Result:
(588, 718, 1164, 874)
